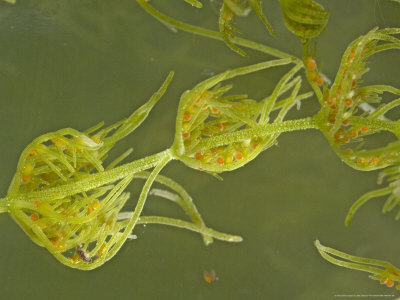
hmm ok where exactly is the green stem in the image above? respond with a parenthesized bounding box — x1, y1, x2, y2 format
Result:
(6, 149, 172, 204)
(136, 0, 300, 62)
(0, 198, 8, 213)
(191, 117, 318, 151)
(349, 116, 400, 134)
(302, 41, 324, 105)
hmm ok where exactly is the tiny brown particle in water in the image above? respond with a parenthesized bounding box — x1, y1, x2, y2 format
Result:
(203, 269, 217, 283)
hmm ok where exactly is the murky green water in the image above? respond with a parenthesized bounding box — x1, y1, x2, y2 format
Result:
(0, 1, 399, 299)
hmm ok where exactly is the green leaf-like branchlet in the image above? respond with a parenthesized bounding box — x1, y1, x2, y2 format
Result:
(315, 240, 400, 290)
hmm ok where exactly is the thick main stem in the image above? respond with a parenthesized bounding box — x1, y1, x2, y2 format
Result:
(194, 117, 318, 150)
(0, 198, 7, 213)
(6, 149, 172, 205)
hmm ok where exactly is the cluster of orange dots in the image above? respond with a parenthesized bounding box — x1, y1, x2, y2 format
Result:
(193, 139, 260, 167)
(355, 155, 380, 166)
(325, 79, 366, 147)
(21, 149, 40, 184)
(21, 137, 80, 185)
(355, 151, 398, 167)
(323, 45, 363, 137)
(331, 125, 369, 146)
(180, 91, 217, 145)
(345, 148, 395, 168)
(28, 196, 104, 252)
(306, 57, 324, 86)
(325, 89, 359, 126)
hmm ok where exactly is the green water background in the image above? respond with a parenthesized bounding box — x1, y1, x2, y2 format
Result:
(0, 0, 399, 299)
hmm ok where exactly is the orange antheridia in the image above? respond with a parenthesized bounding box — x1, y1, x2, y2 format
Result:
(326, 98, 335, 106)
(51, 138, 67, 149)
(371, 157, 379, 164)
(50, 236, 60, 247)
(30, 213, 39, 221)
(235, 152, 243, 160)
(316, 76, 324, 86)
(306, 57, 317, 70)
(195, 152, 203, 160)
(28, 150, 38, 157)
(384, 278, 395, 288)
(183, 112, 192, 121)
(211, 107, 219, 114)
(21, 174, 31, 184)
(345, 148, 353, 154)
(357, 157, 365, 165)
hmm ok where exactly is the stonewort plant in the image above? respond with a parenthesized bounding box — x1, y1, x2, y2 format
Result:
(0, 0, 400, 292)
(137, 0, 400, 290)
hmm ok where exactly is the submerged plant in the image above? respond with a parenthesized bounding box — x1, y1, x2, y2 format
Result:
(134, 0, 400, 291)
(1, 0, 400, 293)
(0, 55, 319, 269)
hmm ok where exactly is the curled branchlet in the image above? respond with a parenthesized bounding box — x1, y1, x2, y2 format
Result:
(219, 0, 273, 56)
(315, 240, 400, 290)
(171, 59, 314, 173)
(345, 166, 400, 226)
(315, 28, 400, 171)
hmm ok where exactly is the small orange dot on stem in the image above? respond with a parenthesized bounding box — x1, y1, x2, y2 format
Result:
(195, 152, 203, 160)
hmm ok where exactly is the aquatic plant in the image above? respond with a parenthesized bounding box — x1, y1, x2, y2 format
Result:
(0, 53, 317, 269)
(135, 0, 400, 291)
(1, 2, 400, 294)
